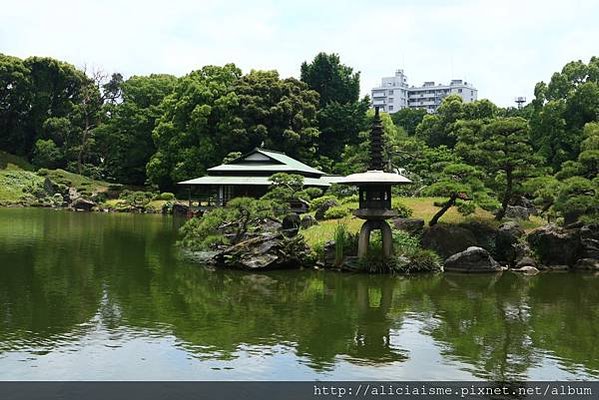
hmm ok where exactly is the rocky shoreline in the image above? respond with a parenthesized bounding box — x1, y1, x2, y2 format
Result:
(186, 212, 599, 274)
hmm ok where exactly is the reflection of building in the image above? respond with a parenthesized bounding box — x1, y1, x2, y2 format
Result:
(371, 69, 478, 113)
(178, 148, 334, 206)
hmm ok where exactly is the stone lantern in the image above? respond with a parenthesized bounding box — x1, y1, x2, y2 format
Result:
(339, 107, 411, 258)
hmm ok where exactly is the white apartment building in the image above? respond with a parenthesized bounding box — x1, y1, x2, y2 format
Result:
(371, 69, 478, 113)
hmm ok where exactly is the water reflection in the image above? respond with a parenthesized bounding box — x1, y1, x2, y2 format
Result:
(0, 209, 597, 380)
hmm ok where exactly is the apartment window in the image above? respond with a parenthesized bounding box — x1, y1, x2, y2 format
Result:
(389, 105, 394, 111)
(388, 90, 394, 95)
(458, 89, 462, 93)
(471, 90, 474, 95)
(389, 97, 394, 102)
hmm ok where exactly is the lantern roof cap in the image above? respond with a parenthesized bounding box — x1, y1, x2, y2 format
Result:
(338, 170, 411, 185)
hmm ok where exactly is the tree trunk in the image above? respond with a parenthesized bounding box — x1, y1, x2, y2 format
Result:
(496, 169, 513, 220)
(429, 193, 458, 226)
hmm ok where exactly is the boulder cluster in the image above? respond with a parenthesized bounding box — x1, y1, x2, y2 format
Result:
(395, 218, 599, 274)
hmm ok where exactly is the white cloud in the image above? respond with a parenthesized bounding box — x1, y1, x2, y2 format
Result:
(0, 0, 597, 106)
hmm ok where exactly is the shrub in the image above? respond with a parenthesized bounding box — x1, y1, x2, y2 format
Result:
(392, 248, 442, 274)
(32, 139, 63, 169)
(309, 195, 338, 211)
(156, 192, 175, 201)
(324, 205, 350, 220)
(393, 201, 413, 218)
(340, 194, 359, 205)
(119, 190, 155, 207)
(179, 197, 282, 251)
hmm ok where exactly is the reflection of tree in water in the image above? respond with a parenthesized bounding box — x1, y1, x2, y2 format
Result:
(113, 267, 411, 370)
(2, 210, 598, 378)
(418, 272, 599, 380)
(527, 273, 599, 376)
(419, 273, 539, 380)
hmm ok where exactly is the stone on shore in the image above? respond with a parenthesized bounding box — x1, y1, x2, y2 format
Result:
(444, 246, 502, 273)
(70, 197, 96, 212)
(392, 218, 425, 236)
(212, 233, 311, 270)
(527, 225, 580, 266)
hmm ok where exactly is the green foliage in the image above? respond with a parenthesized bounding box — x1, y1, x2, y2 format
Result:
(554, 176, 598, 225)
(300, 52, 360, 106)
(262, 173, 308, 205)
(156, 192, 175, 201)
(32, 139, 63, 169)
(147, 64, 243, 190)
(530, 57, 599, 171)
(309, 195, 338, 211)
(456, 117, 543, 220)
(393, 202, 413, 218)
(324, 205, 350, 220)
(179, 197, 281, 251)
(332, 223, 357, 267)
(0, 150, 33, 171)
(119, 190, 155, 207)
(423, 163, 498, 225)
(391, 108, 427, 136)
(96, 74, 176, 185)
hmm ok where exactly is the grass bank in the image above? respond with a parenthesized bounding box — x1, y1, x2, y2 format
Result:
(301, 197, 545, 248)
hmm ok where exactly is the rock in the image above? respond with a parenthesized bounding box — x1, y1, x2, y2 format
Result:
(213, 233, 311, 270)
(300, 214, 318, 229)
(527, 225, 580, 266)
(43, 177, 56, 195)
(573, 258, 599, 271)
(511, 196, 537, 215)
(444, 246, 502, 273)
(172, 202, 190, 216)
(511, 266, 539, 275)
(70, 197, 96, 212)
(495, 221, 525, 264)
(314, 199, 338, 221)
(579, 224, 599, 259)
(505, 205, 530, 220)
(281, 213, 300, 237)
(68, 187, 80, 202)
(516, 256, 537, 268)
(422, 223, 497, 259)
(392, 218, 425, 235)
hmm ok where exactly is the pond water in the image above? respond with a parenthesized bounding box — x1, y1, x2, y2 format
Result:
(0, 208, 597, 380)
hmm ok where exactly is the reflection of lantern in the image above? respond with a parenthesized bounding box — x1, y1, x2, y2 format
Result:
(339, 107, 411, 258)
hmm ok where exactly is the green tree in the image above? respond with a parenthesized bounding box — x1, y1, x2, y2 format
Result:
(0, 54, 32, 155)
(31, 139, 63, 169)
(300, 53, 367, 162)
(554, 176, 598, 225)
(457, 117, 543, 220)
(390, 108, 427, 136)
(147, 64, 242, 190)
(415, 95, 465, 148)
(530, 57, 599, 170)
(232, 70, 321, 162)
(300, 52, 360, 106)
(423, 163, 498, 225)
(23, 57, 90, 157)
(96, 74, 176, 184)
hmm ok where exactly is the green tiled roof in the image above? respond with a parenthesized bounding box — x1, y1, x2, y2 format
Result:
(178, 175, 331, 187)
(208, 148, 325, 176)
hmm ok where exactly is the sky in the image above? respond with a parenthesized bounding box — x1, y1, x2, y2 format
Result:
(1, 0, 598, 107)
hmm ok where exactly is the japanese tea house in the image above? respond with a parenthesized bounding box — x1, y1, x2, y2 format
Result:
(178, 148, 337, 206)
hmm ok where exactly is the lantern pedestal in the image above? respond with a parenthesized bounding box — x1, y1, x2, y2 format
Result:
(357, 219, 393, 259)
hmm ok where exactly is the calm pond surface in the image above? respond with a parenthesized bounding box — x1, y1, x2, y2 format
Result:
(0, 208, 597, 380)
